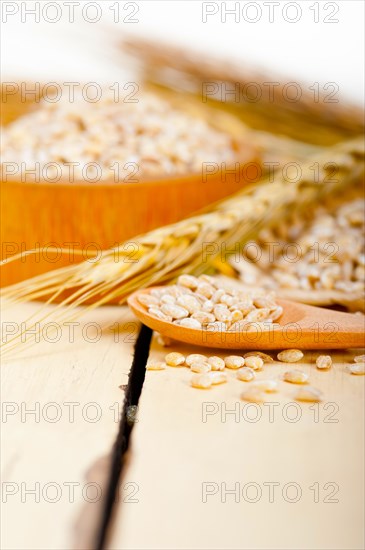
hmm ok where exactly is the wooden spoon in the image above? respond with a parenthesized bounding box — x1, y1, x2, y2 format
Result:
(128, 287, 365, 350)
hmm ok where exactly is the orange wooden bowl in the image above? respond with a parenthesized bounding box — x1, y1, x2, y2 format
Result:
(1, 86, 261, 287)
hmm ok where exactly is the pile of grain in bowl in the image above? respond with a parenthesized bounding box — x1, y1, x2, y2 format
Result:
(137, 274, 283, 331)
(1, 89, 236, 182)
(232, 194, 365, 307)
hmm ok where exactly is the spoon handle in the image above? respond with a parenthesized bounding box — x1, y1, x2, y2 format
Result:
(298, 307, 364, 349)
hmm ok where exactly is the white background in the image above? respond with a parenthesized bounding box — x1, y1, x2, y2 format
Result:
(1, 0, 364, 104)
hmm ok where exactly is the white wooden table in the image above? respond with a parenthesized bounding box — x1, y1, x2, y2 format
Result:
(1, 301, 364, 549)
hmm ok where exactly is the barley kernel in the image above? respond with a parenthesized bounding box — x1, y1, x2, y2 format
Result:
(196, 282, 215, 298)
(176, 295, 201, 314)
(244, 356, 264, 370)
(177, 318, 202, 329)
(213, 304, 232, 323)
(208, 356, 225, 371)
(244, 351, 273, 363)
(160, 294, 176, 305)
(146, 360, 166, 371)
(349, 363, 365, 375)
(231, 310, 244, 324)
(237, 367, 255, 382)
(202, 299, 214, 313)
(165, 352, 185, 367)
(191, 311, 215, 325)
(191, 373, 212, 389)
(277, 349, 304, 363)
(316, 355, 332, 370)
(283, 370, 309, 384)
(210, 372, 227, 385)
(161, 303, 189, 319)
(156, 334, 172, 347)
(186, 353, 208, 367)
(225, 355, 245, 369)
(220, 294, 235, 307)
(137, 294, 159, 307)
(148, 307, 172, 322)
(190, 361, 211, 374)
(252, 380, 278, 393)
(212, 289, 225, 303)
(177, 274, 199, 290)
(240, 387, 265, 403)
(295, 386, 323, 402)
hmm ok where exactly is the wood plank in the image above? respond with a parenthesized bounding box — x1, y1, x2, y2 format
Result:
(108, 337, 365, 550)
(1, 301, 139, 550)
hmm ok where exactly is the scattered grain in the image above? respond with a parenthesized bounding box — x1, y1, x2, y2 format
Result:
(240, 387, 266, 403)
(208, 356, 225, 371)
(283, 370, 309, 384)
(237, 367, 256, 382)
(186, 353, 208, 367)
(146, 360, 166, 371)
(277, 349, 304, 363)
(190, 361, 212, 374)
(252, 380, 278, 393)
(244, 351, 274, 363)
(316, 355, 332, 370)
(349, 363, 365, 375)
(295, 386, 323, 402)
(224, 355, 245, 369)
(156, 334, 172, 347)
(191, 373, 212, 389)
(165, 352, 185, 367)
(244, 355, 264, 370)
(210, 372, 228, 385)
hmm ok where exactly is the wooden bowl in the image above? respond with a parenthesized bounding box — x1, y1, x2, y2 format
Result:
(0, 85, 260, 287)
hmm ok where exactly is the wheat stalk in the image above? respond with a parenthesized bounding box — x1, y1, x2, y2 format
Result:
(1, 138, 364, 355)
(122, 37, 364, 145)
